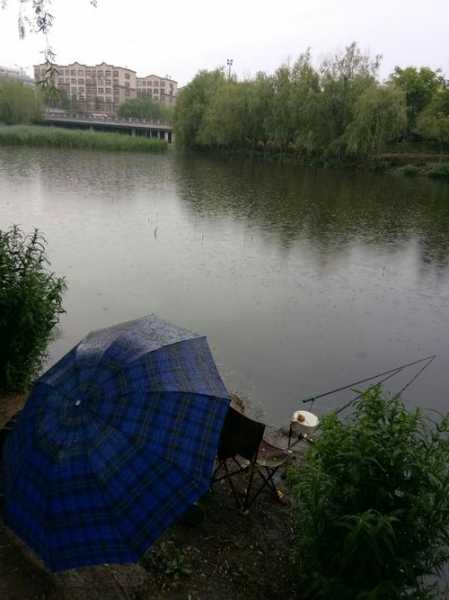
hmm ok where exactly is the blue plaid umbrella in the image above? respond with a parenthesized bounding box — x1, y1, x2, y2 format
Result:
(2, 315, 230, 571)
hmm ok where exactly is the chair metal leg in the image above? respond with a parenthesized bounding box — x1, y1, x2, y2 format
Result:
(264, 466, 279, 495)
(223, 460, 242, 509)
(288, 432, 304, 449)
(244, 465, 284, 509)
(242, 459, 257, 511)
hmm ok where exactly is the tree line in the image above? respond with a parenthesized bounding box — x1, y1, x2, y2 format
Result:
(117, 97, 173, 123)
(0, 79, 42, 125)
(0, 78, 174, 125)
(174, 43, 449, 160)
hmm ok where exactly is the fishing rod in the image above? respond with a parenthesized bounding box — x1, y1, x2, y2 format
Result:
(301, 354, 437, 407)
(286, 355, 437, 447)
(334, 366, 405, 416)
(392, 355, 436, 399)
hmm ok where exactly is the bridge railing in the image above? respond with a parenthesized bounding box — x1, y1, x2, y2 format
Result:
(44, 110, 171, 128)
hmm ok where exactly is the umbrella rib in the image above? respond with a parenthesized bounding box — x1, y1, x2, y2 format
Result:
(82, 335, 209, 395)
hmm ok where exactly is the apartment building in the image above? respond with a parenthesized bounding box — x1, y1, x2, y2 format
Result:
(34, 62, 137, 114)
(34, 62, 178, 114)
(136, 75, 177, 105)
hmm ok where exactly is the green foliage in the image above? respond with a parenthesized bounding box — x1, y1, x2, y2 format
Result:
(416, 86, 449, 148)
(174, 44, 403, 159)
(289, 51, 321, 154)
(198, 79, 248, 148)
(0, 125, 168, 153)
(346, 85, 407, 156)
(390, 67, 444, 134)
(0, 226, 66, 392)
(175, 45, 449, 162)
(316, 43, 381, 157)
(41, 86, 72, 111)
(118, 97, 173, 124)
(288, 387, 449, 599)
(174, 69, 226, 147)
(243, 73, 274, 147)
(0, 79, 42, 124)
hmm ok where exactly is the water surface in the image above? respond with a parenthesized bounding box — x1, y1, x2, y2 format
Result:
(1, 147, 448, 425)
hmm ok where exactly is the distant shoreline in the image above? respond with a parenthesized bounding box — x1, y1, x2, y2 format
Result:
(185, 146, 449, 180)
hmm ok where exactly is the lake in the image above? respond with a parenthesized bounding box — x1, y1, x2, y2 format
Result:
(0, 146, 448, 425)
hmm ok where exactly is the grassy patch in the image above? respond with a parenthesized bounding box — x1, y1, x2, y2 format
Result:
(0, 125, 168, 153)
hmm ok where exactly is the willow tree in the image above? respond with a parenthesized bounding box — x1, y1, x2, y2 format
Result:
(198, 79, 248, 148)
(345, 85, 407, 156)
(243, 73, 274, 148)
(318, 43, 382, 156)
(417, 86, 449, 149)
(390, 66, 445, 135)
(174, 69, 226, 147)
(289, 50, 321, 154)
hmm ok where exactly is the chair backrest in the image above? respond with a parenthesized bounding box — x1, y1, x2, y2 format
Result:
(217, 407, 265, 461)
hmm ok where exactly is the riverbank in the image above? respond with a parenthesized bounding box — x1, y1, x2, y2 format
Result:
(0, 125, 168, 153)
(182, 146, 449, 180)
(0, 393, 303, 599)
(375, 153, 449, 179)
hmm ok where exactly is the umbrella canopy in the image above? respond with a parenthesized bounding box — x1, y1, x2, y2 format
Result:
(3, 315, 230, 571)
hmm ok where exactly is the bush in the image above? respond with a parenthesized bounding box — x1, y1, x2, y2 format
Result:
(288, 387, 449, 599)
(0, 226, 66, 392)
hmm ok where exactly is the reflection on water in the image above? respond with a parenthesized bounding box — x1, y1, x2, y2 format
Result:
(175, 155, 449, 273)
(0, 147, 448, 424)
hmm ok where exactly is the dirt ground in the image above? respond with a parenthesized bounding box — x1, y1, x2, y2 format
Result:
(0, 394, 305, 600)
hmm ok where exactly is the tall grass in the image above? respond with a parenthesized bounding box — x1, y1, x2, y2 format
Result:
(0, 226, 66, 392)
(0, 125, 168, 153)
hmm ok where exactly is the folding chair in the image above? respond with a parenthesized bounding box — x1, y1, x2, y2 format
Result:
(214, 407, 292, 511)
(214, 407, 265, 509)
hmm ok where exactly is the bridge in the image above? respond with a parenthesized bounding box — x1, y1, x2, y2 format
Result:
(42, 111, 174, 143)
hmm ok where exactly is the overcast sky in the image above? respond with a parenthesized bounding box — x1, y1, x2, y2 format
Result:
(1, 0, 448, 85)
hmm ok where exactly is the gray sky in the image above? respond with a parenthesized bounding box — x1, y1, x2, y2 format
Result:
(1, 0, 448, 85)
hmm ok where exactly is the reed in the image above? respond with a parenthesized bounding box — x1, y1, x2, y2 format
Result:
(0, 125, 168, 153)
